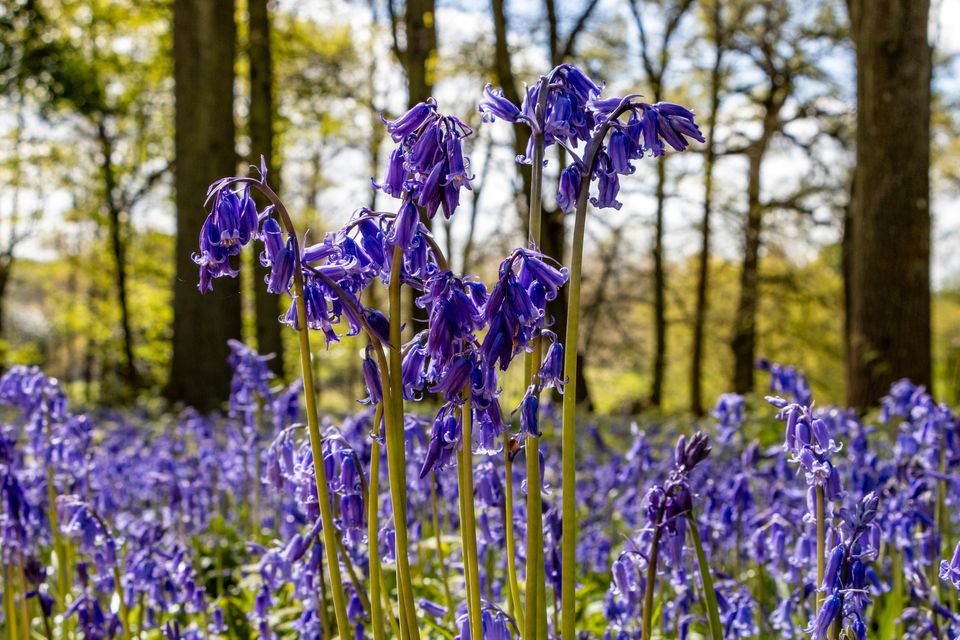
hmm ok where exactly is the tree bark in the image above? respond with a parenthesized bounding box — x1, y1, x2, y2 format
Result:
(690, 4, 723, 416)
(403, 0, 436, 106)
(730, 39, 789, 395)
(400, 0, 437, 333)
(651, 156, 666, 407)
(168, 0, 241, 411)
(248, 0, 284, 376)
(846, 0, 931, 407)
(731, 147, 765, 393)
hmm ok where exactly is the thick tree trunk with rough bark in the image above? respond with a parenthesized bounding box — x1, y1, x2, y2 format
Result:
(248, 0, 284, 376)
(168, 0, 241, 411)
(846, 0, 931, 407)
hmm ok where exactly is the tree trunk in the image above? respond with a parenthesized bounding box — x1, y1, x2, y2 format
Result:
(403, 0, 437, 334)
(731, 148, 765, 394)
(248, 0, 284, 376)
(650, 156, 667, 407)
(491, 0, 532, 225)
(0, 260, 9, 340)
(96, 118, 139, 394)
(690, 3, 723, 417)
(168, 0, 241, 411)
(846, 0, 931, 407)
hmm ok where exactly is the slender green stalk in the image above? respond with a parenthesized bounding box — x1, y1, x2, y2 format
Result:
(457, 393, 483, 636)
(5, 561, 18, 640)
(560, 169, 591, 640)
(246, 179, 370, 639)
(317, 549, 332, 640)
(559, 100, 635, 640)
(935, 439, 947, 609)
(523, 436, 543, 640)
(336, 535, 371, 618)
(45, 426, 69, 614)
(537, 553, 547, 640)
(688, 516, 722, 640)
(815, 486, 825, 612)
(113, 565, 133, 640)
(641, 505, 666, 640)
(16, 554, 30, 640)
(502, 435, 524, 635)
(521, 75, 550, 640)
(379, 568, 402, 640)
(368, 406, 386, 640)
(457, 457, 473, 619)
(292, 284, 350, 638)
(891, 546, 904, 639)
(387, 246, 420, 640)
(429, 472, 455, 622)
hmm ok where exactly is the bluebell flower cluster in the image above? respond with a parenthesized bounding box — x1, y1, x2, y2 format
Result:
(480, 63, 704, 213)
(193, 185, 261, 293)
(376, 101, 474, 221)
(805, 493, 882, 639)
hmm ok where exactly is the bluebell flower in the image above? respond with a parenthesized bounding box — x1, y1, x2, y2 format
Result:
(557, 164, 581, 212)
(420, 403, 461, 478)
(372, 147, 407, 197)
(805, 593, 842, 639)
(519, 388, 540, 437)
(479, 84, 521, 122)
(419, 598, 448, 619)
(193, 186, 261, 292)
(386, 197, 421, 253)
(361, 347, 383, 405)
(941, 541, 960, 590)
(382, 101, 437, 141)
(537, 331, 565, 392)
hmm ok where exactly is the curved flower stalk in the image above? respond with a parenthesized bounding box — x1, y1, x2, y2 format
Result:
(195, 162, 378, 638)
(481, 63, 705, 638)
(604, 432, 714, 639)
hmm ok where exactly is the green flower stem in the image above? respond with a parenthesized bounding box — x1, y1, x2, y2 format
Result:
(430, 472, 455, 622)
(15, 556, 29, 640)
(336, 535, 371, 619)
(560, 167, 590, 640)
(521, 75, 551, 640)
(560, 99, 635, 640)
(5, 560, 19, 640)
(240, 178, 355, 639)
(457, 392, 483, 637)
(688, 515, 722, 640)
(45, 428, 69, 614)
(936, 439, 947, 609)
(291, 278, 350, 638)
(523, 435, 543, 640)
(816, 485, 825, 612)
(387, 246, 420, 640)
(641, 504, 667, 640)
(368, 405, 386, 640)
(380, 568, 402, 640)
(892, 546, 904, 639)
(112, 564, 133, 640)
(502, 435, 524, 635)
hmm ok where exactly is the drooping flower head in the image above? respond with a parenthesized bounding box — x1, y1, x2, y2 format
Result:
(480, 64, 704, 213)
(375, 101, 474, 220)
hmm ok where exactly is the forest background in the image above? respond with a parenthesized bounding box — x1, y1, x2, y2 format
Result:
(0, 0, 957, 415)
